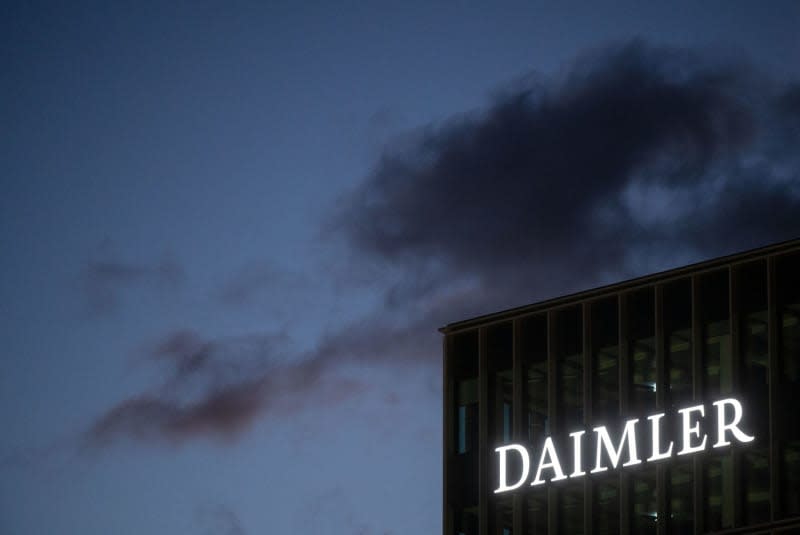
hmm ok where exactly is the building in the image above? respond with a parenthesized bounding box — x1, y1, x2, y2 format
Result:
(441, 239, 800, 535)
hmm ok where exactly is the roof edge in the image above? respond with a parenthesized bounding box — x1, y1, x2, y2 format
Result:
(439, 237, 800, 334)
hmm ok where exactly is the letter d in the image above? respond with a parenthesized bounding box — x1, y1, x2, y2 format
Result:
(494, 444, 531, 493)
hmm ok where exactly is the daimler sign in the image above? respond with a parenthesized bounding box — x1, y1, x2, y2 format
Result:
(494, 398, 754, 494)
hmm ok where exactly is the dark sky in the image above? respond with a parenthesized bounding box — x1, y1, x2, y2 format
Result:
(2, 2, 799, 534)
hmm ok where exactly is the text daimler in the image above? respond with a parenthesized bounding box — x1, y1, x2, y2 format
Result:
(494, 398, 754, 494)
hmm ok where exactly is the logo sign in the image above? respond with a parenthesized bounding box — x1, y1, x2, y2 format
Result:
(494, 398, 754, 494)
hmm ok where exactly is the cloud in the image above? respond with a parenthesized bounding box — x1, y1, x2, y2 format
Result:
(216, 261, 309, 308)
(82, 245, 184, 314)
(334, 40, 800, 313)
(87, 40, 800, 447)
(85, 329, 369, 446)
(85, 311, 442, 446)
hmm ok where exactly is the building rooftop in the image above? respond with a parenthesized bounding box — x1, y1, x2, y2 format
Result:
(440, 236, 800, 334)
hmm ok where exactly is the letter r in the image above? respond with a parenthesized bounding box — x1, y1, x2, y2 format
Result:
(712, 398, 755, 447)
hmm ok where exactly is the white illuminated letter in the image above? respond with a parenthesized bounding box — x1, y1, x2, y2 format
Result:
(646, 413, 674, 461)
(591, 418, 641, 473)
(677, 404, 708, 455)
(569, 430, 586, 477)
(494, 444, 531, 493)
(712, 398, 755, 447)
(531, 437, 567, 486)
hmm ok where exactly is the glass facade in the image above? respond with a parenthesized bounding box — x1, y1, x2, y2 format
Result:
(444, 241, 800, 535)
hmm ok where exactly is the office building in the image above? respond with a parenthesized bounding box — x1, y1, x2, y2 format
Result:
(442, 239, 800, 534)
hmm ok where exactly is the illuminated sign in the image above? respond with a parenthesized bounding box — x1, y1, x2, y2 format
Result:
(494, 398, 754, 494)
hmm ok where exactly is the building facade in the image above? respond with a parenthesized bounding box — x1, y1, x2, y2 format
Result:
(442, 239, 800, 535)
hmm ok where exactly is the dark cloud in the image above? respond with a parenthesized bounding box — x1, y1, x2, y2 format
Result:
(87, 40, 800, 447)
(85, 311, 438, 446)
(85, 329, 370, 446)
(82, 247, 184, 314)
(335, 40, 800, 315)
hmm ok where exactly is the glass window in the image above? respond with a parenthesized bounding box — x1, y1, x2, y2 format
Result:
(453, 331, 479, 454)
(491, 496, 513, 535)
(454, 507, 478, 535)
(664, 277, 693, 535)
(698, 270, 735, 531)
(554, 308, 583, 534)
(488, 322, 513, 447)
(736, 260, 770, 525)
(592, 297, 619, 425)
(524, 489, 548, 535)
(663, 279, 692, 410)
(451, 330, 479, 508)
(591, 298, 620, 535)
(700, 269, 732, 398)
(777, 251, 800, 517)
(488, 323, 515, 500)
(521, 315, 548, 445)
(593, 477, 619, 535)
(559, 483, 584, 535)
(557, 306, 583, 431)
(628, 288, 656, 415)
(704, 454, 734, 531)
(631, 467, 658, 534)
(668, 460, 694, 534)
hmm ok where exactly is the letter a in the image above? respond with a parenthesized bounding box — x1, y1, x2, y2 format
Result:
(531, 437, 567, 486)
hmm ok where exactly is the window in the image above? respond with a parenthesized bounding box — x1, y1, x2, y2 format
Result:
(628, 288, 656, 415)
(557, 306, 583, 430)
(700, 269, 732, 399)
(520, 315, 548, 445)
(592, 297, 619, 425)
(488, 322, 513, 445)
(777, 252, 800, 517)
(594, 478, 619, 535)
(631, 467, 657, 534)
(736, 260, 770, 525)
(664, 279, 692, 409)
(699, 270, 734, 530)
(524, 489, 548, 535)
(668, 460, 694, 534)
(559, 483, 584, 535)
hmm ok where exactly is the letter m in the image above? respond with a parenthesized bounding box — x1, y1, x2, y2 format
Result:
(591, 419, 641, 473)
